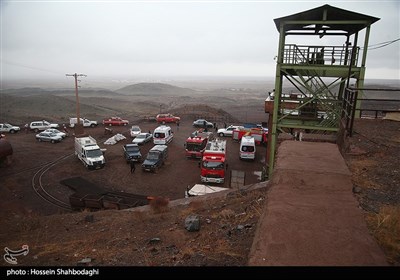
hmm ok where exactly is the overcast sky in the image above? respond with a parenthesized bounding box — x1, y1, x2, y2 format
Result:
(1, 0, 399, 85)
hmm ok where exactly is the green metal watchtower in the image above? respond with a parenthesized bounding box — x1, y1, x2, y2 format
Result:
(266, 4, 379, 177)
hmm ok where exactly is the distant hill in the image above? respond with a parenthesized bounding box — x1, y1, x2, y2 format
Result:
(115, 83, 198, 96)
(0, 93, 113, 125)
(1, 87, 121, 98)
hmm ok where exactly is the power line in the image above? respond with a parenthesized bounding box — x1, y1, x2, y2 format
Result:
(0, 59, 65, 75)
(361, 38, 400, 50)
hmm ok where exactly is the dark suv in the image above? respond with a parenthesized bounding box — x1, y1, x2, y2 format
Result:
(141, 145, 168, 172)
(123, 144, 142, 163)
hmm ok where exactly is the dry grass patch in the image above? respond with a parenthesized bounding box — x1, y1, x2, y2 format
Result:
(365, 205, 400, 264)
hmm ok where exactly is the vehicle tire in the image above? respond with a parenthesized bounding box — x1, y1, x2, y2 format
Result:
(38, 138, 42, 142)
(219, 132, 224, 137)
(90, 124, 95, 128)
(10, 130, 15, 134)
(51, 140, 55, 144)
(34, 128, 39, 133)
(109, 124, 112, 127)
(124, 123, 127, 126)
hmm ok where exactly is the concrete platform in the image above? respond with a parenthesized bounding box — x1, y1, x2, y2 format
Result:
(248, 141, 387, 266)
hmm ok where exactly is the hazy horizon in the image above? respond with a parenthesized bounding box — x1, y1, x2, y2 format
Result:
(1, 75, 399, 92)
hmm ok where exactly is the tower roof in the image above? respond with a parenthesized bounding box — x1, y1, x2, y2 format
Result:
(274, 4, 380, 35)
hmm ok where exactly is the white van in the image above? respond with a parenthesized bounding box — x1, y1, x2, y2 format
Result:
(153, 125, 173, 145)
(239, 136, 256, 160)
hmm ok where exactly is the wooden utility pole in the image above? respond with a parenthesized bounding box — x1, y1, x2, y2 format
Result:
(66, 73, 87, 136)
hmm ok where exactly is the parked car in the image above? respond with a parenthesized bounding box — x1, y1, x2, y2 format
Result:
(217, 125, 242, 137)
(35, 132, 63, 143)
(193, 119, 214, 128)
(156, 113, 180, 124)
(132, 133, 153, 145)
(130, 125, 141, 138)
(102, 117, 129, 126)
(0, 123, 20, 134)
(30, 120, 59, 132)
(123, 144, 142, 163)
(44, 128, 67, 139)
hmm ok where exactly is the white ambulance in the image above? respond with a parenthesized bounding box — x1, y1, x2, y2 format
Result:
(153, 125, 173, 145)
(239, 136, 256, 160)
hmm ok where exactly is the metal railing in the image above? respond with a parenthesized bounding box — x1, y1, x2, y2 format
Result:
(283, 44, 359, 67)
(342, 88, 400, 136)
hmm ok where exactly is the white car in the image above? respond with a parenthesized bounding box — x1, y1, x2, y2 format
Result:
(130, 125, 141, 138)
(44, 128, 67, 139)
(35, 132, 63, 143)
(132, 133, 152, 145)
(217, 125, 241, 137)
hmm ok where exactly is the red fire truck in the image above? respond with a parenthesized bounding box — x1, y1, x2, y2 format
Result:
(185, 131, 214, 159)
(232, 127, 268, 145)
(200, 139, 227, 184)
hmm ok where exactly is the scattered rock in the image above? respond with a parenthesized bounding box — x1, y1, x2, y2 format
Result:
(237, 224, 245, 230)
(185, 215, 200, 232)
(149, 237, 161, 244)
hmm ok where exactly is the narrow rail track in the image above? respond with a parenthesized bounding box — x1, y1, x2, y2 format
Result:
(31, 153, 74, 211)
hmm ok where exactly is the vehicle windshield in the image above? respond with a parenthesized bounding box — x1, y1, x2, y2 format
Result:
(132, 127, 140, 131)
(126, 146, 139, 152)
(202, 161, 224, 169)
(137, 134, 146, 139)
(147, 152, 159, 160)
(87, 149, 103, 158)
(186, 143, 201, 152)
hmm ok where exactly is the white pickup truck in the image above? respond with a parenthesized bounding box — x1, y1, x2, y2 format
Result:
(0, 123, 20, 134)
(69, 117, 98, 128)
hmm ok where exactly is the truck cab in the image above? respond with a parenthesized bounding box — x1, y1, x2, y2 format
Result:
(185, 131, 214, 159)
(141, 145, 168, 172)
(200, 139, 227, 184)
